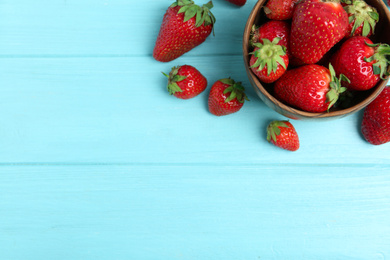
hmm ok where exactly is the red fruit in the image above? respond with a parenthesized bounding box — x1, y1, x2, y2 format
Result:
(290, 0, 349, 64)
(163, 65, 207, 99)
(361, 87, 390, 145)
(251, 21, 291, 58)
(331, 36, 390, 91)
(249, 38, 289, 83)
(264, 0, 300, 20)
(208, 78, 249, 116)
(267, 121, 300, 151)
(225, 0, 246, 6)
(344, 0, 379, 38)
(274, 64, 349, 112)
(153, 0, 216, 62)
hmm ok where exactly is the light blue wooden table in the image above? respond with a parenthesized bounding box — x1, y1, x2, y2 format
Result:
(1, 0, 390, 259)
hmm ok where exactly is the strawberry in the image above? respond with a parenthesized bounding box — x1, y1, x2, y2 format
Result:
(331, 36, 390, 91)
(208, 78, 249, 116)
(249, 38, 289, 83)
(163, 65, 208, 99)
(343, 0, 379, 38)
(290, 0, 349, 64)
(274, 64, 350, 112)
(225, 0, 246, 6)
(251, 21, 291, 58)
(267, 120, 300, 151)
(361, 87, 390, 145)
(264, 0, 300, 20)
(153, 0, 216, 62)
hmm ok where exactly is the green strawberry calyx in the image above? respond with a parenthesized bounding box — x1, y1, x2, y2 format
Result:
(344, 0, 379, 37)
(249, 25, 260, 47)
(326, 63, 349, 111)
(171, 0, 216, 32)
(267, 120, 289, 143)
(219, 78, 249, 104)
(364, 42, 390, 80)
(250, 38, 287, 76)
(340, 0, 353, 5)
(162, 66, 187, 95)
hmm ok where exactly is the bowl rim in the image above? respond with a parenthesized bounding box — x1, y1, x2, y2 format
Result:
(242, 0, 390, 119)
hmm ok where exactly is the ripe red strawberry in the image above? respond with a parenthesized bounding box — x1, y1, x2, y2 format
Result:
(331, 36, 390, 91)
(274, 64, 350, 112)
(249, 38, 289, 83)
(361, 87, 390, 145)
(251, 21, 291, 58)
(264, 0, 300, 20)
(290, 0, 349, 64)
(267, 121, 300, 151)
(208, 78, 249, 116)
(225, 0, 246, 6)
(163, 65, 207, 99)
(153, 0, 216, 62)
(344, 0, 379, 38)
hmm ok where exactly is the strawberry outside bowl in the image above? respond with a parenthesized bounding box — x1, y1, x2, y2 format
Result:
(243, 0, 390, 120)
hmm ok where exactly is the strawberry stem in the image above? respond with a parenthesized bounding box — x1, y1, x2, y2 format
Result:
(164, 66, 187, 95)
(364, 42, 390, 80)
(327, 63, 349, 111)
(219, 78, 249, 103)
(250, 38, 287, 76)
(267, 120, 289, 143)
(344, 0, 378, 37)
(171, 0, 216, 34)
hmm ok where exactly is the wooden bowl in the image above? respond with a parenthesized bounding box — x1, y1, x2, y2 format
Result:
(243, 0, 390, 120)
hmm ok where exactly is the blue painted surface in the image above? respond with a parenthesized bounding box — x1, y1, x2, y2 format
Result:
(0, 0, 389, 259)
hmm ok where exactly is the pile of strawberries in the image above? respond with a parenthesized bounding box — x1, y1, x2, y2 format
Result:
(250, 0, 389, 109)
(248, 0, 390, 147)
(153, 0, 250, 117)
(153, 0, 390, 151)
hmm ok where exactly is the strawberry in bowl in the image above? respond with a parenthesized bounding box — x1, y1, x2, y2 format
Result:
(243, 0, 390, 120)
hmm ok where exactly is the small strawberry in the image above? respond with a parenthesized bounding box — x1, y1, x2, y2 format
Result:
(153, 0, 216, 62)
(344, 0, 379, 38)
(267, 120, 300, 151)
(264, 0, 300, 20)
(251, 21, 291, 58)
(208, 78, 249, 116)
(225, 0, 246, 6)
(249, 38, 289, 83)
(331, 36, 390, 91)
(361, 86, 390, 145)
(290, 0, 349, 64)
(163, 65, 208, 99)
(274, 64, 350, 112)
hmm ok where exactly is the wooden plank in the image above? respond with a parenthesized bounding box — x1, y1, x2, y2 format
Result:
(0, 165, 389, 259)
(1, 56, 389, 164)
(0, 0, 252, 57)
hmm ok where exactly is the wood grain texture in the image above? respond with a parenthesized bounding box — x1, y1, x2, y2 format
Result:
(0, 0, 390, 259)
(1, 56, 390, 164)
(0, 166, 390, 259)
(0, 0, 249, 57)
